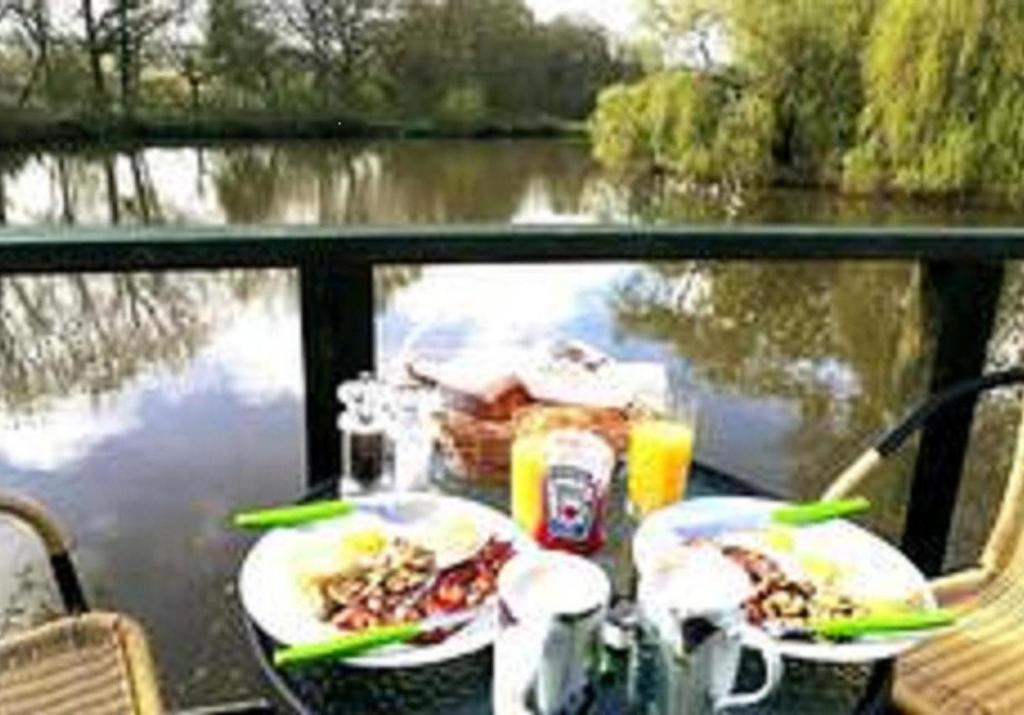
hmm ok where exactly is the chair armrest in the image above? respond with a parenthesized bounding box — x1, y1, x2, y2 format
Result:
(823, 369, 1024, 502)
(0, 490, 88, 612)
(175, 700, 277, 715)
(0, 489, 72, 556)
(821, 449, 884, 500)
(929, 567, 992, 607)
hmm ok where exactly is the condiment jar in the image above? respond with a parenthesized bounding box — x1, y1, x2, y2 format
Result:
(511, 428, 615, 555)
(337, 373, 395, 493)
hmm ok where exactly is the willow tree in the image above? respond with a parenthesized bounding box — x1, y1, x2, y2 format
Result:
(844, 0, 1024, 198)
(590, 0, 876, 187)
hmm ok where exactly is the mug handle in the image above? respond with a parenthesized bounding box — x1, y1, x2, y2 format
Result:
(713, 625, 784, 711)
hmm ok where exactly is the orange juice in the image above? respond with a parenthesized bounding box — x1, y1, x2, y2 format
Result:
(628, 419, 694, 518)
(511, 433, 546, 538)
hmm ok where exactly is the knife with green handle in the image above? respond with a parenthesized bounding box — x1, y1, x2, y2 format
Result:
(672, 497, 871, 539)
(811, 608, 956, 640)
(765, 608, 957, 641)
(233, 500, 355, 529)
(273, 608, 482, 668)
(233, 497, 437, 529)
(274, 623, 420, 667)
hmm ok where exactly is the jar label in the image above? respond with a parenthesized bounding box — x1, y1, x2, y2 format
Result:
(545, 464, 599, 543)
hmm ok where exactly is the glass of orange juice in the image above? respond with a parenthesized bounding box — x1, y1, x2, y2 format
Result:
(511, 432, 546, 539)
(627, 397, 696, 519)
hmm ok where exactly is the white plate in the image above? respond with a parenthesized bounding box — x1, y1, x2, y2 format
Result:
(633, 497, 938, 663)
(239, 493, 535, 668)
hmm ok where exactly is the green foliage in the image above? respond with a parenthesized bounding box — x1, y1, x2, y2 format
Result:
(385, 0, 621, 122)
(597, 0, 1024, 199)
(589, 83, 652, 169)
(844, 0, 1024, 198)
(36, 50, 95, 113)
(590, 71, 773, 186)
(594, 0, 875, 186)
(435, 84, 488, 128)
(533, 18, 619, 119)
(203, 0, 285, 110)
(0, 0, 626, 129)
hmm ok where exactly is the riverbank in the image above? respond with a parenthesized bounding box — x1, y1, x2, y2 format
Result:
(0, 112, 586, 150)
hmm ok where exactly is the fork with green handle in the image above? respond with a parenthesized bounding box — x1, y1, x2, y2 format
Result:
(273, 608, 482, 668)
(671, 497, 871, 540)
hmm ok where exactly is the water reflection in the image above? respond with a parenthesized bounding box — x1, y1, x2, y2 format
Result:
(0, 272, 282, 415)
(611, 261, 931, 531)
(1, 140, 599, 226)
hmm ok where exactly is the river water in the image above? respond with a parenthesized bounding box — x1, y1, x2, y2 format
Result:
(0, 139, 1021, 707)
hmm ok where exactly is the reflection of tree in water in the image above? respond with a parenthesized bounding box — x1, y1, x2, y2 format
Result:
(212, 139, 596, 224)
(0, 151, 31, 226)
(0, 271, 288, 414)
(374, 266, 422, 311)
(612, 261, 929, 512)
(584, 173, 1024, 227)
(0, 148, 169, 226)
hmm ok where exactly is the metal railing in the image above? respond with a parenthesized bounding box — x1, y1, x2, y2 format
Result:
(3, 223, 1022, 576)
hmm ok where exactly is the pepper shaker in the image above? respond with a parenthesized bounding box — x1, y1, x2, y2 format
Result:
(337, 372, 395, 495)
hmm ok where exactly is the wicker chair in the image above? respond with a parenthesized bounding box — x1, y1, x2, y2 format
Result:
(0, 490, 274, 715)
(822, 369, 1024, 714)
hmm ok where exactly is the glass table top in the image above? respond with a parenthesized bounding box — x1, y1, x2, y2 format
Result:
(242, 463, 888, 714)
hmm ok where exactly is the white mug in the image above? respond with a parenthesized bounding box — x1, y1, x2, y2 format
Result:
(638, 547, 783, 714)
(493, 552, 611, 715)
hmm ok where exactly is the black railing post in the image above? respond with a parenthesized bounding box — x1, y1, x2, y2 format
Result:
(299, 262, 374, 487)
(901, 260, 1005, 576)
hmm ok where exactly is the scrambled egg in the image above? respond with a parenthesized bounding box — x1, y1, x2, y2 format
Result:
(293, 528, 387, 586)
(416, 517, 481, 565)
(760, 526, 796, 553)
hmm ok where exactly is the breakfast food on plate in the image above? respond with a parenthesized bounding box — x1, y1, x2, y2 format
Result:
(721, 545, 866, 629)
(293, 527, 389, 603)
(671, 537, 921, 641)
(299, 527, 515, 644)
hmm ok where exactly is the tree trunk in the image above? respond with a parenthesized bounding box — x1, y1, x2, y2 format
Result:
(81, 0, 109, 110)
(16, 56, 44, 107)
(18, 2, 51, 106)
(118, 0, 133, 117)
(37, 1, 49, 92)
(188, 76, 201, 116)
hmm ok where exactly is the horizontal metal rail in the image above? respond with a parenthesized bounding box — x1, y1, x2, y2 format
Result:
(3, 224, 1024, 273)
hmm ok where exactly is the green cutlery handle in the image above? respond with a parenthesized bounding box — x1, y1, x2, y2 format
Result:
(772, 497, 871, 526)
(273, 623, 422, 667)
(813, 609, 956, 640)
(232, 500, 355, 529)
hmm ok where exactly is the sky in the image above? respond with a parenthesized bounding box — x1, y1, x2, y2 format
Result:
(527, 0, 638, 35)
